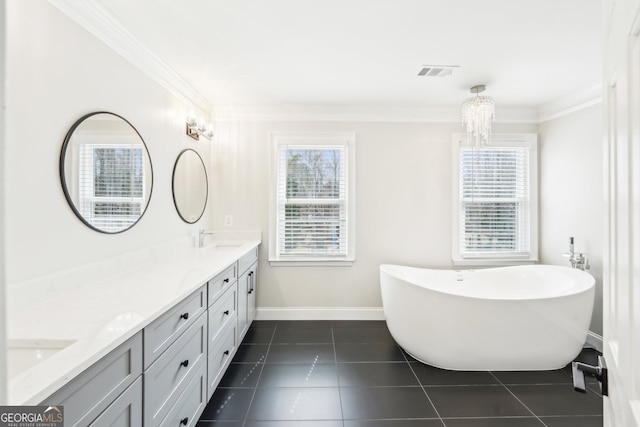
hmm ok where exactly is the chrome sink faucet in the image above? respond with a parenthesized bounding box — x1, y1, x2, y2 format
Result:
(198, 230, 214, 247)
(564, 236, 590, 271)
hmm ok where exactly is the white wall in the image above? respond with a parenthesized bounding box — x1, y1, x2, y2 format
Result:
(211, 120, 537, 311)
(4, 1, 212, 285)
(539, 104, 603, 336)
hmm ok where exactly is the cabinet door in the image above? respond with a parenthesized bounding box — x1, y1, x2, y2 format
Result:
(237, 262, 258, 343)
(237, 268, 249, 343)
(207, 323, 237, 400)
(247, 264, 257, 324)
(238, 246, 258, 276)
(144, 313, 206, 427)
(88, 377, 142, 427)
(207, 263, 237, 307)
(158, 364, 207, 427)
(143, 286, 206, 369)
(208, 283, 237, 347)
(41, 333, 142, 427)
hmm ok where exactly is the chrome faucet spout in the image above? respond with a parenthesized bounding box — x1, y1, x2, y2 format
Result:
(563, 236, 589, 271)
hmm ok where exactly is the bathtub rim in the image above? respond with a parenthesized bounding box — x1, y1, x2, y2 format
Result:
(379, 263, 595, 302)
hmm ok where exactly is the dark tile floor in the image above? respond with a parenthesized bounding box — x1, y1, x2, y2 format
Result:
(197, 320, 603, 427)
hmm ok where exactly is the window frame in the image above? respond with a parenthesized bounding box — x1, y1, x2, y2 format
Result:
(451, 133, 538, 266)
(269, 132, 356, 266)
(78, 142, 147, 233)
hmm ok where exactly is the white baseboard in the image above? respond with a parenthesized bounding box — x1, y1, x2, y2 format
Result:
(585, 331, 603, 353)
(255, 307, 385, 321)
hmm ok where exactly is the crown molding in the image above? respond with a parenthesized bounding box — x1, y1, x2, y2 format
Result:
(48, 0, 212, 114)
(538, 83, 602, 122)
(212, 104, 540, 124)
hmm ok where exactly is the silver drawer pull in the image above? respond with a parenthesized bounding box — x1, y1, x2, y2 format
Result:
(180, 360, 189, 368)
(179, 312, 189, 320)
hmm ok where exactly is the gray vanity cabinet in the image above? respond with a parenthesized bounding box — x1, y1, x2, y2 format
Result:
(143, 286, 207, 427)
(36, 245, 260, 427)
(237, 247, 258, 343)
(40, 332, 143, 427)
(206, 265, 238, 399)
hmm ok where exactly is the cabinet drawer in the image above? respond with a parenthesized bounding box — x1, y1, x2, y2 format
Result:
(144, 286, 206, 368)
(159, 359, 206, 427)
(41, 332, 142, 427)
(89, 376, 142, 427)
(207, 264, 237, 306)
(208, 284, 237, 347)
(144, 313, 206, 427)
(207, 323, 237, 399)
(238, 246, 258, 275)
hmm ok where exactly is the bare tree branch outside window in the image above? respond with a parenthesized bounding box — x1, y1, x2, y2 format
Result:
(281, 148, 346, 255)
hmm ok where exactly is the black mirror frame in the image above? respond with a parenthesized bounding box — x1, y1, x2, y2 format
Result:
(59, 111, 154, 234)
(172, 148, 209, 224)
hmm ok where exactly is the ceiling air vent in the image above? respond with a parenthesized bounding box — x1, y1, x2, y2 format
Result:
(418, 65, 458, 77)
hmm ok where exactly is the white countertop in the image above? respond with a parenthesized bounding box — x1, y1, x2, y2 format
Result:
(7, 237, 261, 405)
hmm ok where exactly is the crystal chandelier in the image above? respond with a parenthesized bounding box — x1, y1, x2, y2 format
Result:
(461, 85, 495, 147)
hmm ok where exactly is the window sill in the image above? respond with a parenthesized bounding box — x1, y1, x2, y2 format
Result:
(269, 257, 355, 267)
(452, 258, 538, 268)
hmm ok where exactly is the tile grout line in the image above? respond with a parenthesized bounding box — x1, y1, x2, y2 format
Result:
(488, 371, 550, 427)
(330, 321, 347, 427)
(240, 323, 277, 427)
(202, 322, 602, 425)
(403, 349, 447, 427)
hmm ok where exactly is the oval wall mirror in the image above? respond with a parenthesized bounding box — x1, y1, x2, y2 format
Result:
(172, 149, 208, 223)
(60, 112, 154, 233)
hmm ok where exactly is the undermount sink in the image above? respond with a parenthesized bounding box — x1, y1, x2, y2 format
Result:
(8, 339, 76, 379)
(205, 242, 243, 249)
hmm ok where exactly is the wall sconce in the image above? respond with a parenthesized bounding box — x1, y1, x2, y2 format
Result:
(186, 113, 214, 141)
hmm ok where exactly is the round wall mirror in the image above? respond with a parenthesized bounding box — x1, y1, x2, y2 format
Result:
(60, 112, 153, 233)
(172, 149, 208, 223)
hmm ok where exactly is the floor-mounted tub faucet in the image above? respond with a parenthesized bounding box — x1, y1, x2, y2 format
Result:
(564, 236, 590, 271)
(198, 229, 214, 247)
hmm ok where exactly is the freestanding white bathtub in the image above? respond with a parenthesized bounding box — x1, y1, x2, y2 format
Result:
(380, 264, 595, 371)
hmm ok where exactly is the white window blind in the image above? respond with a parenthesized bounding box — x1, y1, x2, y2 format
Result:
(276, 144, 348, 257)
(458, 145, 532, 258)
(79, 144, 146, 232)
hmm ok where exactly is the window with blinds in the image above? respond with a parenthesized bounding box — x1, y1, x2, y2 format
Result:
(453, 134, 538, 264)
(271, 133, 355, 264)
(79, 144, 146, 232)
